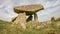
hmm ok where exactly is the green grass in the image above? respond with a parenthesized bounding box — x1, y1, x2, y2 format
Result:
(0, 19, 60, 34)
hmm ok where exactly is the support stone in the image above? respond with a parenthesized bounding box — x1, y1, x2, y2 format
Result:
(13, 12, 26, 29)
(27, 15, 33, 22)
(34, 13, 38, 21)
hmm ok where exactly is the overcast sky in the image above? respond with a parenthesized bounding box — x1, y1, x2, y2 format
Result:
(0, 0, 60, 22)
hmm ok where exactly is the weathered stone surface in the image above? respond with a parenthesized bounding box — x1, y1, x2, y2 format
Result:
(14, 4, 44, 15)
(27, 15, 33, 22)
(34, 13, 38, 21)
(13, 12, 26, 29)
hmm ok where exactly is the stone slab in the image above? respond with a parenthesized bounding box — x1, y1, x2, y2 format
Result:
(14, 4, 44, 15)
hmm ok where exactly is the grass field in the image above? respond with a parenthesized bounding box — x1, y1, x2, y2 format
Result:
(0, 19, 60, 34)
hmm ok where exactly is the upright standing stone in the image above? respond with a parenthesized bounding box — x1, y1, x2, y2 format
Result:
(14, 12, 26, 29)
(34, 13, 38, 21)
(27, 15, 33, 22)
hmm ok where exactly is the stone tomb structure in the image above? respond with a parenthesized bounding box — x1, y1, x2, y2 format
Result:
(13, 4, 44, 29)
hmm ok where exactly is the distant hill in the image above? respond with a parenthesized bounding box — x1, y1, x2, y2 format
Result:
(0, 20, 10, 23)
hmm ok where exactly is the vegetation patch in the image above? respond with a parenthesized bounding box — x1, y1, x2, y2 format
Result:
(0, 19, 60, 34)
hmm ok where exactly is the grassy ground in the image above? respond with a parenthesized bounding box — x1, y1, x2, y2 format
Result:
(0, 19, 60, 34)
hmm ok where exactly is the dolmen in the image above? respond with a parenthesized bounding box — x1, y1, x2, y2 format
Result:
(12, 4, 44, 29)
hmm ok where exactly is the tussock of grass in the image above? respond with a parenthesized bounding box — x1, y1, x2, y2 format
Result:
(0, 19, 60, 34)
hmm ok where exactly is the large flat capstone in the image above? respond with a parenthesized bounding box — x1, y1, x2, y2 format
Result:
(14, 4, 44, 15)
